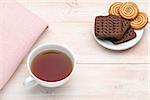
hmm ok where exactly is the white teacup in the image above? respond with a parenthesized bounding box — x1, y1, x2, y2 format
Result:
(23, 44, 76, 88)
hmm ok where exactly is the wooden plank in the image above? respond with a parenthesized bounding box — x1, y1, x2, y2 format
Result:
(16, 0, 148, 3)
(148, 64, 150, 99)
(0, 0, 149, 100)
(15, 0, 149, 64)
(0, 64, 148, 100)
(15, 1, 148, 23)
(19, 23, 148, 64)
(148, 24, 150, 63)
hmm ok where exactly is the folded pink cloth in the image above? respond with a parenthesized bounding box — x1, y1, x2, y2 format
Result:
(0, 0, 48, 90)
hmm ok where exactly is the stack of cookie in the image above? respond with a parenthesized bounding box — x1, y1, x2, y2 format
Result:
(95, 2, 148, 44)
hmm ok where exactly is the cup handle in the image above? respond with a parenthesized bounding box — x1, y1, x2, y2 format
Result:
(23, 76, 38, 87)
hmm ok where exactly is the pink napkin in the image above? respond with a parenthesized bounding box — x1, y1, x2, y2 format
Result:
(0, 0, 48, 90)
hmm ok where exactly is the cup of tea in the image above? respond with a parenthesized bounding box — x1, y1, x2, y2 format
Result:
(23, 44, 76, 88)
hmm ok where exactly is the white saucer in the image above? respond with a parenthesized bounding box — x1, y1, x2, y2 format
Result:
(92, 15, 144, 51)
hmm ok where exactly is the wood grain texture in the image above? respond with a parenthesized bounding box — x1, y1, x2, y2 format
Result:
(0, 64, 148, 100)
(148, 23, 150, 63)
(15, 0, 149, 63)
(21, 23, 148, 64)
(0, 0, 149, 100)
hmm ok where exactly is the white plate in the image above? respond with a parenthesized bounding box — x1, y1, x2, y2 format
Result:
(92, 15, 144, 51)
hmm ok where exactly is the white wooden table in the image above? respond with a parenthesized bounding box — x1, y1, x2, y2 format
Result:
(0, 0, 149, 100)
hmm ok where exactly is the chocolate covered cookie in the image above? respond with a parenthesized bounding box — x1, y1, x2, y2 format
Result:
(121, 18, 130, 34)
(111, 28, 136, 44)
(95, 15, 123, 40)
